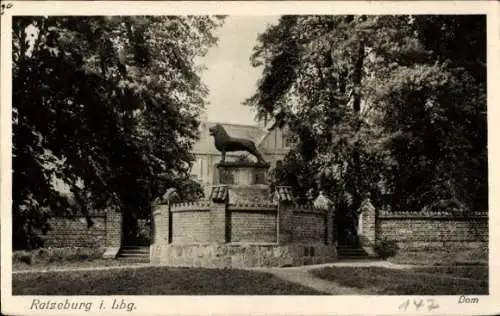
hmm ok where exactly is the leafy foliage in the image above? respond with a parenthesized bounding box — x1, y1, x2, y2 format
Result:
(13, 16, 224, 249)
(246, 15, 487, 216)
(176, 179, 205, 202)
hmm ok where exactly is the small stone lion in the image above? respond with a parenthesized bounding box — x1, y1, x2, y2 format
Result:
(209, 123, 266, 163)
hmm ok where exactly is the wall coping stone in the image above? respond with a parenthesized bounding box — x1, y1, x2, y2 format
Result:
(167, 242, 218, 246)
(274, 186, 294, 203)
(170, 201, 211, 212)
(228, 204, 277, 211)
(50, 212, 107, 219)
(171, 201, 210, 208)
(210, 185, 229, 203)
(166, 242, 280, 246)
(170, 207, 210, 213)
(216, 161, 271, 168)
(228, 242, 279, 246)
(379, 210, 488, 219)
(290, 205, 329, 213)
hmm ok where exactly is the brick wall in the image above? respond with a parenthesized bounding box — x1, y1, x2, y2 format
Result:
(151, 202, 336, 267)
(45, 213, 108, 248)
(44, 210, 151, 249)
(153, 202, 331, 247)
(376, 211, 488, 249)
(292, 211, 326, 243)
(209, 203, 227, 243)
(230, 210, 277, 243)
(171, 210, 210, 243)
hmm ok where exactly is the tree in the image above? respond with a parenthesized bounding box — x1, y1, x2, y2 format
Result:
(248, 16, 390, 207)
(12, 16, 224, 249)
(246, 14, 487, 220)
(371, 15, 487, 212)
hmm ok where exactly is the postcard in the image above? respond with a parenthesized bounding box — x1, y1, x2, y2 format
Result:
(1, 1, 499, 315)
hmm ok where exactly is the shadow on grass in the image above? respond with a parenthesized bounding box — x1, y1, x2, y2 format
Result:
(310, 266, 488, 295)
(13, 267, 326, 295)
(411, 265, 488, 281)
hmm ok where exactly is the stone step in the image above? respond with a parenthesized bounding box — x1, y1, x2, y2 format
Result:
(336, 246, 366, 250)
(121, 246, 150, 250)
(117, 246, 150, 263)
(117, 257, 150, 263)
(337, 249, 367, 253)
(117, 251, 150, 263)
(337, 253, 368, 257)
(119, 247, 150, 254)
(119, 252, 149, 257)
(336, 256, 376, 261)
(337, 248, 367, 252)
(337, 254, 369, 258)
(336, 245, 364, 249)
(336, 247, 370, 259)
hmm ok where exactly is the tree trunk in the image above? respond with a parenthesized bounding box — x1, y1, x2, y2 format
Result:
(351, 38, 365, 212)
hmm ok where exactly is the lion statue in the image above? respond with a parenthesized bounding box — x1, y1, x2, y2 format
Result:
(208, 123, 266, 163)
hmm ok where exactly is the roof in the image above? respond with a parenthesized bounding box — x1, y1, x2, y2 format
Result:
(192, 122, 268, 155)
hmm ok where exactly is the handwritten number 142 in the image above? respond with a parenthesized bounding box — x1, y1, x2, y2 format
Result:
(399, 299, 440, 312)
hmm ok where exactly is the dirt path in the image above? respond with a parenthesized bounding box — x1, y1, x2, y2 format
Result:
(246, 261, 415, 294)
(262, 268, 368, 294)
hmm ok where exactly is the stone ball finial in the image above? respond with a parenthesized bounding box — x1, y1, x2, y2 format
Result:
(313, 191, 332, 210)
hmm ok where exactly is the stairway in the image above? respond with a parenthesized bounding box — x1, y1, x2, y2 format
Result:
(336, 245, 372, 260)
(117, 246, 150, 263)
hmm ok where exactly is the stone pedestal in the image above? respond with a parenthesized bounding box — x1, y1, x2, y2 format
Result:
(214, 161, 271, 204)
(215, 161, 270, 186)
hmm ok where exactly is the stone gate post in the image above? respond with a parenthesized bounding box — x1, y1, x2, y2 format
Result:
(275, 186, 294, 244)
(357, 198, 376, 254)
(209, 185, 228, 243)
(103, 209, 122, 259)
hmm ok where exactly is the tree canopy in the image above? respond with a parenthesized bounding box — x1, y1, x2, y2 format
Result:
(246, 15, 487, 214)
(13, 16, 224, 249)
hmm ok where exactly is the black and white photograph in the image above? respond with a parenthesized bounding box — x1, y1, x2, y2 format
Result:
(1, 1, 498, 315)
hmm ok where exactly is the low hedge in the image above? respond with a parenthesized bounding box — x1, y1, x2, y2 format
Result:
(374, 238, 399, 259)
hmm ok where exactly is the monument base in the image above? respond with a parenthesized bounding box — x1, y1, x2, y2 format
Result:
(150, 243, 336, 268)
(215, 161, 270, 186)
(214, 161, 272, 204)
(150, 159, 337, 268)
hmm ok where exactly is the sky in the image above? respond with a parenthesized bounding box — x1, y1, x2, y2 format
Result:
(197, 16, 280, 126)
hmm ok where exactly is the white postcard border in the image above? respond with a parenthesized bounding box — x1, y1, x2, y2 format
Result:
(1, 1, 499, 315)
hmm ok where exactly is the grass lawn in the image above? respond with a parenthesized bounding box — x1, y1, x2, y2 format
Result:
(310, 266, 488, 295)
(13, 259, 144, 271)
(389, 248, 488, 266)
(13, 266, 326, 295)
